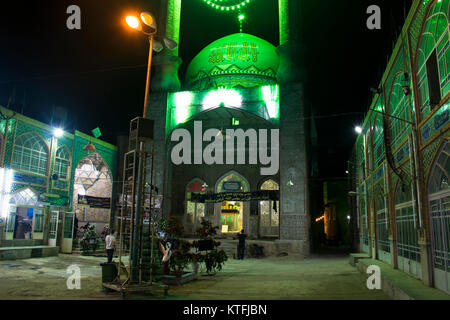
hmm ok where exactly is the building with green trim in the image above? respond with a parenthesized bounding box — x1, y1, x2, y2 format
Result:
(350, 0, 450, 295)
(0, 105, 117, 250)
(140, 0, 316, 257)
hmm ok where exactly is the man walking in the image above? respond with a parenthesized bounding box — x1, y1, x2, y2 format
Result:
(105, 229, 116, 264)
(237, 229, 247, 260)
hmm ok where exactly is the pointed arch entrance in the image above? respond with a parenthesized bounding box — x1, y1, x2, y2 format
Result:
(259, 179, 279, 237)
(72, 152, 112, 233)
(428, 140, 450, 294)
(184, 178, 207, 234)
(214, 171, 250, 235)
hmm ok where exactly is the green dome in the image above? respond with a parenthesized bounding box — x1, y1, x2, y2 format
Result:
(185, 33, 279, 90)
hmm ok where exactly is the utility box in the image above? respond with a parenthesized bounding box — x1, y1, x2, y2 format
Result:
(129, 117, 154, 141)
(100, 262, 118, 283)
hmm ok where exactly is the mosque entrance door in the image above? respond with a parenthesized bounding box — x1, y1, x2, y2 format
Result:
(215, 172, 249, 235)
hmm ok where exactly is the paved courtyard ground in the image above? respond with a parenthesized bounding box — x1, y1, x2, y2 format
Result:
(0, 253, 390, 300)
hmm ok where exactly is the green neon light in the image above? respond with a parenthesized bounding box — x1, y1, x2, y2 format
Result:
(203, 88, 242, 109)
(201, 0, 252, 11)
(174, 91, 194, 124)
(261, 85, 279, 119)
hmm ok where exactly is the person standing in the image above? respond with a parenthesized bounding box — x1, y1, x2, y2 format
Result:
(237, 229, 247, 260)
(105, 229, 116, 263)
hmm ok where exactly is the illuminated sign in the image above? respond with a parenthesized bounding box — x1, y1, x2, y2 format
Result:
(0, 168, 13, 218)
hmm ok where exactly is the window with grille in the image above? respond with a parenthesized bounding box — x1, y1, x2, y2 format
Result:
(416, 0, 450, 117)
(12, 133, 48, 176)
(374, 115, 385, 168)
(34, 210, 44, 233)
(360, 200, 369, 250)
(10, 188, 39, 206)
(185, 179, 206, 234)
(259, 179, 280, 237)
(395, 182, 421, 262)
(428, 142, 450, 276)
(376, 194, 390, 253)
(54, 147, 70, 180)
(389, 80, 412, 149)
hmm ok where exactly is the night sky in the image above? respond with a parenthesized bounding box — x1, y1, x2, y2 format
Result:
(0, 0, 411, 180)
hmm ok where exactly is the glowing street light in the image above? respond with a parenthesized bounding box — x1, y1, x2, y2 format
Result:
(125, 15, 141, 30)
(355, 126, 363, 134)
(124, 11, 177, 117)
(53, 128, 64, 138)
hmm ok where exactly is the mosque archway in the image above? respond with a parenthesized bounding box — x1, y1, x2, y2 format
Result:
(259, 179, 279, 238)
(72, 152, 112, 234)
(214, 171, 250, 235)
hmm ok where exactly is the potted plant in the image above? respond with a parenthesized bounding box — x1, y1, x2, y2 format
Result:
(80, 223, 99, 255)
(161, 217, 197, 285)
(193, 218, 228, 275)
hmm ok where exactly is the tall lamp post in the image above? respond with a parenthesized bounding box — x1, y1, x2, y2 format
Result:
(125, 12, 178, 282)
(125, 12, 159, 282)
(125, 12, 178, 117)
(125, 13, 158, 118)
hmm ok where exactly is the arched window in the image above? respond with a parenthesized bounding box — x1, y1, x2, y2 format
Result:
(10, 188, 39, 206)
(73, 153, 113, 226)
(12, 133, 48, 175)
(185, 179, 206, 234)
(416, 0, 450, 117)
(54, 147, 70, 180)
(259, 179, 279, 237)
(429, 142, 450, 194)
(373, 113, 385, 168)
(428, 141, 450, 293)
(389, 73, 413, 148)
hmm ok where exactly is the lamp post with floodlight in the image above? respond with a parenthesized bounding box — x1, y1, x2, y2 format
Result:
(125, 12, 177, 117)
(125, 13, 158, 118)
(125, 12, 181, 282)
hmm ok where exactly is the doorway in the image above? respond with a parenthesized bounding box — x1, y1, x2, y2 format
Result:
(215, 171, 249, 236)
(259, 179, 279, 237)
(6, 188, 44, 241)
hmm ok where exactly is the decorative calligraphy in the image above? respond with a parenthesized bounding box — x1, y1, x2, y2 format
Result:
(209, 42, 258, 64)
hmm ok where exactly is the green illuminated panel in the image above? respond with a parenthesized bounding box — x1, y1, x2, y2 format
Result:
(166, 85, 280, 136)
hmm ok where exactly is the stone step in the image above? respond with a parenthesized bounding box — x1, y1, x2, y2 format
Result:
(0, 246, 59, 260)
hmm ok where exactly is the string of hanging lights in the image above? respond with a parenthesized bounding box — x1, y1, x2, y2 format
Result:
(201, 0, 253, 11)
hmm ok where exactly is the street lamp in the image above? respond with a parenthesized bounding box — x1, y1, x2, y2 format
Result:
(354, 126, 363, 134)
(125, 11, 158, 118)
(53, 128, 64, 138)
(125, 11, 178, 117)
